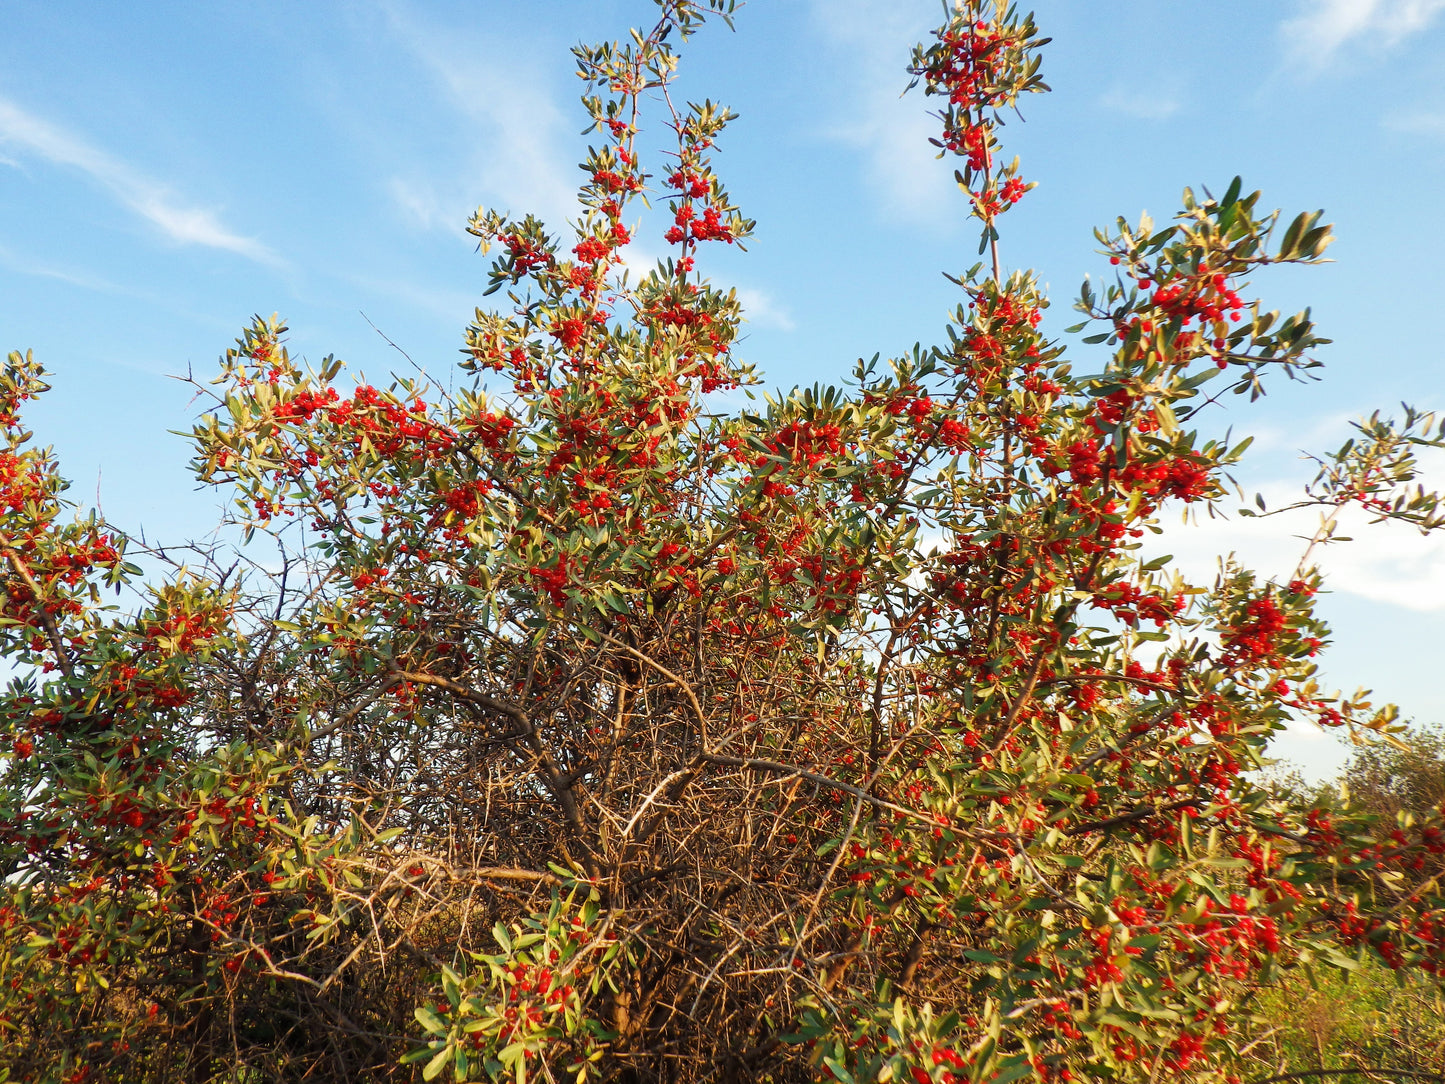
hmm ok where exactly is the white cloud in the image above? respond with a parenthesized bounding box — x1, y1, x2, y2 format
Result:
(0, 241, 120, 293)
(614, 241, 668, 281)
(735, 286, 797, 332)
(1152, 479, 1445, 613)
(810, 0, 957, 226)
(378, 1, 580, 234)
(1386, 111, 1445, 135)
(0, 97, 276, 263)
(1138, 470, 1445, 780)
(386, 176, 465, 234)
(1150, 482, 1445, 779)
(1099, 88, 1181, 121)
(1281, 0, 1445, 64)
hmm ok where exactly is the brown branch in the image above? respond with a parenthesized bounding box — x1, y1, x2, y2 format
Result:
(466, 867, 564, 885)
(990, 646, 1050, 755)
(1066, 798, 1203, 837)
(385, 666, 528, 727)
(1249, 1072, 1444, 1084)
(698, 752, 961, 830)
(897, 918, 936, 989)
(308, 673, 402, 742)
(385, 664, 586, 838)
(1040, 672, 1186, 697)
(2, 543, 74, 678)
(1076, 698, 1194, 773)
(591, 628, 708, 746)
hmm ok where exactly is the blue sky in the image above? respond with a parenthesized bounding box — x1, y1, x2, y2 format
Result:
(3, 0, 1444, 777)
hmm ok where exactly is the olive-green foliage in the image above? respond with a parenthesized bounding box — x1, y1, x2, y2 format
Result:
(1253, 957, 1445, 1077)
(1257, 725, 1445, 1079)
(1345, 724, 1445, 824)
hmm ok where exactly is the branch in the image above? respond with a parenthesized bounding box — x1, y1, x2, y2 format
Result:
(1, 543, 73, 678)
(1066, 798, 1203, 837)
(591, 628, 708, 745)
(698, 752, 966, 831)
(990, 647, 1050, 755)
(385, 663, 587, 838)
(1249, 1071, 1444, 1084)
(307, 672, 402, 742)
(386, 665, 529, 727)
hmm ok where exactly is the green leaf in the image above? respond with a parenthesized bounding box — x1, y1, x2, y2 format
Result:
(500, 1043, 529, 1084)
(401, 1045, 441, 1065)
(963, 949, 1004, 963)
(441, 964, 462, 1007)
(1097, 1012, 1151, 1042)
(423, 1043, 452, 1081)
(989, 1058, 1036, 1084)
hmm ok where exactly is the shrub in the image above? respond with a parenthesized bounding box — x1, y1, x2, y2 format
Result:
(4, 2, 1445, 1082)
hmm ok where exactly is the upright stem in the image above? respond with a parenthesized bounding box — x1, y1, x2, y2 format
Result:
(975, 11, 1003, 286)
(984, 157, 1002, 285)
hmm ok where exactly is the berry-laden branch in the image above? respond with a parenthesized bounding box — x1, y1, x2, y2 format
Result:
(4, 2, 1445, 1083)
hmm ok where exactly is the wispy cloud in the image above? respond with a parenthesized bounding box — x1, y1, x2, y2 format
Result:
(0, 97, 276, 263)
(1386, 110, 1445, 135)
(385, 177, 468, 235)
(0, 241, 122, 293)
(810, 0, 956, 226)
(1153, 478, 1445, 613)
(1099, 88, 1181, 121)
(347, 271, 481, 324)
(378, 1, 579, 234)
(1281, 0, 1445, 65)
(735, 287, 797, 332)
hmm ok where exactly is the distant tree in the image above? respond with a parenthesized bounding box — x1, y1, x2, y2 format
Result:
(1255, 726, 1445, 1079)
(1345, 724, 1445, 824)
(1254, 958, 1445, 1079)
(5, 2, 1445, 1083)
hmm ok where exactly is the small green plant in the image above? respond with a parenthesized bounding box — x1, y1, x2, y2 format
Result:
(402, 893, 620, 1084)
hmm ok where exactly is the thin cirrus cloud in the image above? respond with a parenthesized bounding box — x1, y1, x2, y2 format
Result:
(1281, 0, 1445, 63)
(377, 2, 580, 235)
(0, 240, 120, 294)
(1099, 88, 1182, 121)
(0, 96, 275, 264)
(1386, 111, 1445, 135)
(809, 0, 957, 227)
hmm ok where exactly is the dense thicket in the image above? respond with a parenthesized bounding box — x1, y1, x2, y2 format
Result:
(4, 2, 1445, 1082)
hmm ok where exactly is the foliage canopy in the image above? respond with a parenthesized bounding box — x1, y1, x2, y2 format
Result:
(4, 2, 1445, 1082)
